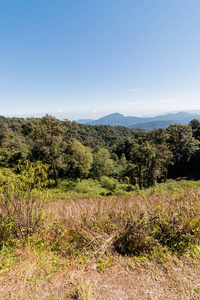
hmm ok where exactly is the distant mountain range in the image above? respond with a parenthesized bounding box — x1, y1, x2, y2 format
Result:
(76, 112, 200, 130)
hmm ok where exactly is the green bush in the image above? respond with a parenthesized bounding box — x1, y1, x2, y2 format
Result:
(57, 179, 77, 192)
(57, 178, 112, 195)
(100, 176, 117, 192)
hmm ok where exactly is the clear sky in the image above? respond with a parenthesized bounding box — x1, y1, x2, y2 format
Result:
(1, 0, 200, 120)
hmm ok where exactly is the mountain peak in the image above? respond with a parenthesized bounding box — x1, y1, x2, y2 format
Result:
(107, 113, 124, 117)
(77, 111, 200, 128)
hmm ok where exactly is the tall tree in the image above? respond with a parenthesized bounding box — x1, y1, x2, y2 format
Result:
(130, 141, 156, 188)
(166, 124, 199, 177)
(130, 141, 173, 188)
(91, 148, 114, 178)
(0, 124, 27, 167)
(189, 119, 200, 141)
(22, 115, 73, 183)
(68, 140, 93, 178)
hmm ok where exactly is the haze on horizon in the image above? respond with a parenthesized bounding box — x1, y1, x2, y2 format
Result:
(1, 1, 200, 120)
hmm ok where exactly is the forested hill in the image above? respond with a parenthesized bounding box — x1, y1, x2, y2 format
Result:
(77, 111, 200, 129)
(73, 123, 139, 146)
(129, 119, 187, 130)
(1, 115, 200, 188)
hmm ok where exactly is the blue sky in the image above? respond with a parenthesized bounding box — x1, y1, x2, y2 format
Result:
(1, 0, 200, 120)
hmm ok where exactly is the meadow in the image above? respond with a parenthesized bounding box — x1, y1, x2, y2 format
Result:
(0, 175, 200, 299)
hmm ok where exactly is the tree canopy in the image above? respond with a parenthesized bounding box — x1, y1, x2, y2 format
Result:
(0, 115, 199, 188)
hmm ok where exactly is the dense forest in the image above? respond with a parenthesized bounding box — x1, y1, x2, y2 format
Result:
(1, 114, 200, 188)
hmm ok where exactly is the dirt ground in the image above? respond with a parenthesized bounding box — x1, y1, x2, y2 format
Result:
(0, 252, 200, 300)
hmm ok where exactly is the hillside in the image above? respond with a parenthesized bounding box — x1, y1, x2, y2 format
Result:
(77, 111, 200, 129)
(129, 119, 186, 130)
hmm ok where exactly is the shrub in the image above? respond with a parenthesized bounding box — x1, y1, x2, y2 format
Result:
(148, 209, 200, 253)
(74, 179, 102, 195)
(0, 161, 47, 242)
(58, 178, 108, 196)
(114, 222, 156, 255)
(100, 176, 117, 192)
(114, 191, 200, 255)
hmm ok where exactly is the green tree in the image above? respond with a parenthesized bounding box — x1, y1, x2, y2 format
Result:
(167, 125, 199, 162)
(91, 148, 114, 178)
(69, 140, 93, 178)
(189, 119, 200, 141)
(166, 124, 199, 177)
(22, 115, 73, 184)
(112, 153, 128, 180)
(146, 128, 169, 145)
(130, 141, 173, 188)
(147, 144, 173, 185)
(130, 141, 156, 188)
(0, 124, 27, 167)
(114, 137, 135, 160)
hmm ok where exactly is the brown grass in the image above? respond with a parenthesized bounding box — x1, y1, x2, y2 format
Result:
(0, 249, 200, 299)
(0, 189, 200, 299)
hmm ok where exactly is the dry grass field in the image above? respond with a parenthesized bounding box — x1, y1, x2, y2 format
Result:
(0, 185, 200, 299)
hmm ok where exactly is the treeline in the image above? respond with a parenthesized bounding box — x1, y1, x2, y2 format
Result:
(1, 115, 200, 188)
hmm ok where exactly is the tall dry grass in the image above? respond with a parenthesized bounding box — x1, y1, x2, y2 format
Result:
(41, 188, 200, 257)
(1, 187, 200, 299)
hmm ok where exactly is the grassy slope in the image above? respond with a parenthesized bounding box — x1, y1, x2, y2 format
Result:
(0, 180, 200, 299)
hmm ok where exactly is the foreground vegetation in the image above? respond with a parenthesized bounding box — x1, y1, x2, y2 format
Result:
(0, 166, 200, 299)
